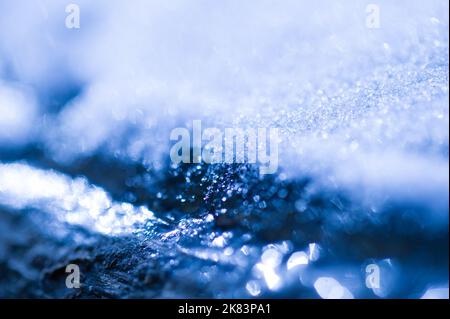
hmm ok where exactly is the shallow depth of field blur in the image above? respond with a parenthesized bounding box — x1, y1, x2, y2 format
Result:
(0, 0, 448, 298)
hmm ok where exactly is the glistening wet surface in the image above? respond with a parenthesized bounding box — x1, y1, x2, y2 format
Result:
(0, 0, 448, 298)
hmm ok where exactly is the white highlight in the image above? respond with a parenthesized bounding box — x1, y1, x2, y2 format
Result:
(286, 251, 309, 270)
(0, 84, 37, 146)
(421, 287, 449, 299)
(314, 277, 354, 299)
(255, 263, 282, 291)
(0, 163, 154, 235)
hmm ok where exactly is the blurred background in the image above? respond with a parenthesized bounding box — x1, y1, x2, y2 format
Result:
(0, 0, 448, 298)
